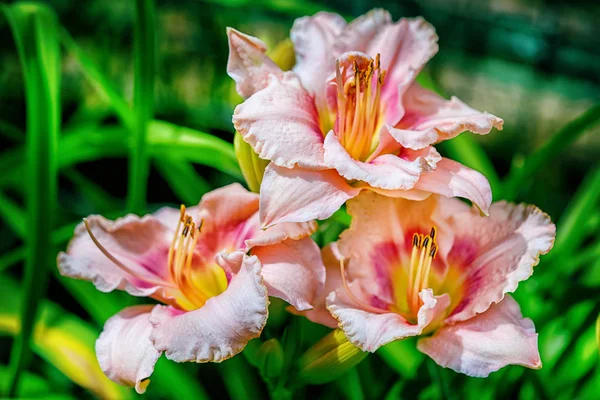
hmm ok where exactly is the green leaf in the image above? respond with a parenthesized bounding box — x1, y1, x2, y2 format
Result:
(148, 120, 242, 179)
(0, 365, 50, 397)
(127, 0, 156, 213)
(154, 156, 212, 205)
(377, 338, 424, 379)
(503, 105, 600, 200)
(0, 123, 241, 189)
(0, 275, 131, 399)
(547, 166, 600, 271)
(2, 3, 60, 395)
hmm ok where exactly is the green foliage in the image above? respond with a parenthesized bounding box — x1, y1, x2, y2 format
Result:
(1, 3, 60, 395)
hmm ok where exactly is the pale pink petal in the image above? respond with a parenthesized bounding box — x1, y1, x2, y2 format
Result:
(149, 253, 268, 362)
(96, 305, 161, 394)
(327, 288, 450, 352)
(233, 73, 327, 169)
(252, 237, 325, 311)
(226, 28, 282, 98)
(323, 131, 440, 190)
(388, 83, 503, 150)
(290, 12, 346, 108)
(445, 201, 555, 324)
(413, 158, 492, 215)
(192, 183, 259, 253)
(245, 220, 317, 248)
(291, 244, 343, 328)
(57, 215, 174, 300)
(334, 9, 392, 54)
(418, 296, 541, 377)
(364, 18, 439, 124)
(198, 183, 258, 231)
(259, 163, 360, 227)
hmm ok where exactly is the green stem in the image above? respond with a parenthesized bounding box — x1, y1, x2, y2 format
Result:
(126, 0, 155, 214)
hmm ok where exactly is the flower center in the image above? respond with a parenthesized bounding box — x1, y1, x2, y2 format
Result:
(168, 205, 228, 311)
(335, 54, 386, 162)
(399, 227, 438, 318)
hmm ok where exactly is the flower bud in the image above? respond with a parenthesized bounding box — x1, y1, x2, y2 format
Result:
(258, 338, 285, 379)
(234, 131, 269, 193)
(269, 38, 295, 71)
(296, 329, 367, 385)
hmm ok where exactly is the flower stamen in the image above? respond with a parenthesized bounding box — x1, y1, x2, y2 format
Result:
(82, 218, 176, 288)
(335, 54, 386, 161)
(407, 227, 438, 314)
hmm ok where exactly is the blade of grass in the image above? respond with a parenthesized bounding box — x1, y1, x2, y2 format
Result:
(503, 105, 600, 200)
(154, 156, 212, 204)
(127, 0, 155, 214)
(547, 166, 600, 272)
(2, 3, 60, 395)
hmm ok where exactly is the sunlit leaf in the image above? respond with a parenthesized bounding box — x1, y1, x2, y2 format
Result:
(0, 275, 131, 399)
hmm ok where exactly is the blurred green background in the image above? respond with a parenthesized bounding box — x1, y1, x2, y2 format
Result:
(0, 0, 598, 399)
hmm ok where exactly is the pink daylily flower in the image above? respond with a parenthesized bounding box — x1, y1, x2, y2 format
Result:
(303, 192, 555, 377)
(57, 184, 324, 393)
(227, 9, 503, 226)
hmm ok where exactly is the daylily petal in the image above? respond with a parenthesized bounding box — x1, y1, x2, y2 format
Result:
(334, 9, 392, 54)
(323, 131, 440, 190)
(291, 244, 343, 328)
(327, 287, 450, 352)
(389, 83, 503, 150)
(445, 201, 555, 324)
(226, 28, 282, 98)
(96, 305, 161, 394)
(233, 73, 327, 169)
(418, 296, 541, 377)
(364, 17, 439, 124)
(252, 237, 326, 311)
(259, 163, 360, 227)
(57, 215, 174, 300)
(245, 219, 317, 248)
(198, 182, 258, 230)
(413, 158, 492, 215)
(149, 253, 268, 362)
(290, 11, 346, 108)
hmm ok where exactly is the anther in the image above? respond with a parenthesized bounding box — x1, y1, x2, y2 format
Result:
(423, 236, 430, 248)
(430, 245, 438, 258)
(412, 233, 419, 247)
(430, 227, 436, 240)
